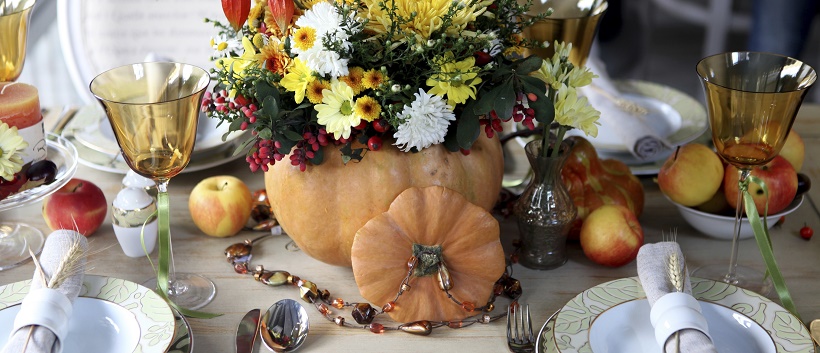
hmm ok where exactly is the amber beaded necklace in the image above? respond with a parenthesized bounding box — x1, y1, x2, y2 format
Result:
(224, 234, 522, 335)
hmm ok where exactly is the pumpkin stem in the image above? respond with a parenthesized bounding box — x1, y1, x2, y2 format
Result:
(412, 243, 443, 277)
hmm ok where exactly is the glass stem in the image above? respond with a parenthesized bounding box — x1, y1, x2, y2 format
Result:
(156, 180, 181, 295)
(725, 168, 751, 284)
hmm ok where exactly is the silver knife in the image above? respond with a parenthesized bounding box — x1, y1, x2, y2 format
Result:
(236, 309, 261, 353)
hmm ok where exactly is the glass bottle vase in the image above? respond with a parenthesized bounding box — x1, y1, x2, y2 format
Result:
(513, 139, 577, 270)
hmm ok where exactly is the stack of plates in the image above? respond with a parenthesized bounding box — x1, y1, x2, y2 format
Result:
(61, 105, 250, 174)
(0, 275, 192, 353)
(536, 277, 814, 353)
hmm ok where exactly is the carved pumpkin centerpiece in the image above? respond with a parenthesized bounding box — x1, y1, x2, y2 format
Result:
(205, 0, 569, 267)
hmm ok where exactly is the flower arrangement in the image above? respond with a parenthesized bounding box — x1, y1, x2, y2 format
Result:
(204, 0, 600, 171)
(0, 121, 27, 181)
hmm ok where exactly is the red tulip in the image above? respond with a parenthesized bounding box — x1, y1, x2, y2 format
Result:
(268, 0, 295, 35)
(222, 0, 251, 32)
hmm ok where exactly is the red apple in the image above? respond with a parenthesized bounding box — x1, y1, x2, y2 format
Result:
(724, 155, 797, 215)
(42, 178, 108, 236)
(189, 175, 252, 237)
(580, 204, 644, 267)
(658, 144, 725, 207)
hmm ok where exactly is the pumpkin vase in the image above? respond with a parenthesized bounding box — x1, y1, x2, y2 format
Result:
(513, 139, 576, 270)
(264, 135, 504, 267)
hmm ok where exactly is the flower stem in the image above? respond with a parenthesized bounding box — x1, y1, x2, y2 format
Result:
(550, 126, 567, 158)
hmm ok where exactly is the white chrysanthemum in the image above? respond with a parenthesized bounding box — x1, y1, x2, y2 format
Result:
(393, 89, 456, 152)
(0, 122, 28, 181)
(315, 80, 359, 139)
(302, 47, 350, 78)
(290, 1, 357, 78)
(553, 84, 600, 137)
(296, 2, 342, 37)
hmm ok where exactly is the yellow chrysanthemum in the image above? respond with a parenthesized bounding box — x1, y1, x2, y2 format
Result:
(280, 58, 315, 104)
(249, 0, 266, 29)
(256, 38, 291, 75)
(364, 0, 484, 40)
(354, 95, 381, 122)
(306, 79, 330, 104)
(553, 84, 600, 137)
(315, 80, 360, 139)
(426, 52, 482, 106)
(0, 122, 28, 181)
(292, 27, 317, 52)
(362, 69, 384, 90)
(340, 67, 365, 95)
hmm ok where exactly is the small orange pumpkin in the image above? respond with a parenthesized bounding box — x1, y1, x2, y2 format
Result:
(351, 186, 505, 323)
(265, 135, 504, 267)
(561, 136, 645, 238)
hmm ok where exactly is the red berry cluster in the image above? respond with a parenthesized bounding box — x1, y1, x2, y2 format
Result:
(246, 129, 332, 172)
(478, 93, 538, 138)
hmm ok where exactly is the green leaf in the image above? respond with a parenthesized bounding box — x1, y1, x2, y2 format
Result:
(282, 129, 303, 141)
(491, 66, 513, 82)
(457, 109, 481, 149)
(309, 147, 324, 165)
(519, 75, 548, 96)
(261, 96, 279, 119)
(277, 137, 297, 153)
(255, 80, 279, 102)
(258, 127, 273, 140)
(473, 85, 502, 115)
(233, 136, 256, 157)
(515, 56, 543, 74)
(229, 118, 245, 131)
(493, 80, 516, 120)
(521, 79, 554, 125)
(442, 127, 460, 152)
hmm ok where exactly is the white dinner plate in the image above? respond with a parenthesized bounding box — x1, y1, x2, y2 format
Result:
(0, 275, 175, 353)
(552, 277, 813, 353)
(569, 80, 708, 161)
(60, 106, 249, 174)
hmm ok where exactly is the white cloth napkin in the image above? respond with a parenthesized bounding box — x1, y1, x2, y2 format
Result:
(1, 230, 88, 353)
(637, 242, 717, 353)
(580, 58, 670, 160)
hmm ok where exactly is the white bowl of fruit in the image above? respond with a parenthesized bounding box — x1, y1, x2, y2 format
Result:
(658, 132, 809, 240)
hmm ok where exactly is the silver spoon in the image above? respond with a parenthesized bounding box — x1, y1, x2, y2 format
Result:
(260, 299, 309, 352)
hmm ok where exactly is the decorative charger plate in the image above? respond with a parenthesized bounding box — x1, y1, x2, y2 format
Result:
(60, 105, 249, 174)
(0, 275, 176, 353)
(552, 277, 813, 353)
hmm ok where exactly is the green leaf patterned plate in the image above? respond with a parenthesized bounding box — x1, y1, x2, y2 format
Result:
(0, 275, 176, 353)
(550, 277, 813, 353)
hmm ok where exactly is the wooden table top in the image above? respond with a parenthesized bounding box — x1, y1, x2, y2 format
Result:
(3, 104, 820, 353)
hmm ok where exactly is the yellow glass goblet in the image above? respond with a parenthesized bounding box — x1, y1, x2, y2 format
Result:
(0, 0, 35, 82)
(90, 62, 214, 311)
(521, 0, 608, 67)
(693, 52, 816, 294)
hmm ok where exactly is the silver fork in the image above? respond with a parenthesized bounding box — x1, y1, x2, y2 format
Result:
(507, 302, 535, 353)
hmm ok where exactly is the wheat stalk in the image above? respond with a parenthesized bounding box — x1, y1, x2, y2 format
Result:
(46, 236, 86, 289)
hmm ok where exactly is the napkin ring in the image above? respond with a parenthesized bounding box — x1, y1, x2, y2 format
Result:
(649, 292, 712, 348)
(12, 287, 73, 352)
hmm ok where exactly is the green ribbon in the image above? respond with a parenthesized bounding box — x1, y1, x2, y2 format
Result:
(154, 192, 221, 319)
(741, 175, 800, 320)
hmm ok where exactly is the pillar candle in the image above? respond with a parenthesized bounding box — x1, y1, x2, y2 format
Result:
(0, 82, 46, 164)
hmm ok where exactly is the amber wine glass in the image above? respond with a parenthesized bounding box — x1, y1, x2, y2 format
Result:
(0, 0, 35, 82)
(693, 52, 816, 293)
(90, 62, 215, 310)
